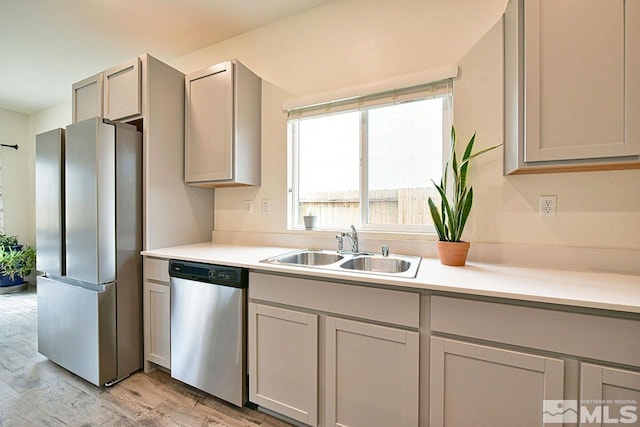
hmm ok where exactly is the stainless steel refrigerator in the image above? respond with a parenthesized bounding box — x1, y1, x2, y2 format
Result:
(35, 117, 143, 387)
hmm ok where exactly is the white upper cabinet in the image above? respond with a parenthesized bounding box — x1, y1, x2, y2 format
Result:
(72, 73, 103, 123)
(103, 57, 141, 121)
(504, 0, 640, 173)
(72, 57, 141, 123)
(185, 60, 261, 187)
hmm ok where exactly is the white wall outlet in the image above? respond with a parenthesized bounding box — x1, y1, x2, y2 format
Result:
(262, 199, 270, 215)
(540, 195, 557, 218)
(244, 200, 253, 215)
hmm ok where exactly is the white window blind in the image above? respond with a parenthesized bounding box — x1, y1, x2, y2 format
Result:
(284, 64, 458, 119)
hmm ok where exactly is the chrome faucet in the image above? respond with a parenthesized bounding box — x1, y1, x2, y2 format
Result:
(336, 225, 359, 254)
(335, 235, 344, 252)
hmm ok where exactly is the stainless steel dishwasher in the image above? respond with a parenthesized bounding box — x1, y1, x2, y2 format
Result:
(169, 260, 248, 407)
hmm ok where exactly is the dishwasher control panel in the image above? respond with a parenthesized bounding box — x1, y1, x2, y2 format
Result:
(210, 269, 238, 281)
(169, 260, 248, 288)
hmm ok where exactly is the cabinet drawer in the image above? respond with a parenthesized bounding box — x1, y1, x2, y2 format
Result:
(431, 295, 640, 367)
(249, 272, 419, 328)
(144, 257, 169, 282)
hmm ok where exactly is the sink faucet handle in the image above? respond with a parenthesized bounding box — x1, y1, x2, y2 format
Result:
(349, 225, 359, 253)
(381, 245, 389, 257)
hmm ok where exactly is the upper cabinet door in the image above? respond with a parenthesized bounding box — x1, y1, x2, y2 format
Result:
(104, 57, 142, 121)
(72, 73, 103, 123)
(524, 0, 640, 162)
(184, 60, 261, 187)
(185, 62, 234, 183)
(504, 0, 640, 173)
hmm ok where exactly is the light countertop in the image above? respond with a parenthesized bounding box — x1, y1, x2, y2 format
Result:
(142, 242, 640, 314)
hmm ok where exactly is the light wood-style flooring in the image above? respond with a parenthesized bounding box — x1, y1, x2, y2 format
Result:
(0, 284, 291, 426)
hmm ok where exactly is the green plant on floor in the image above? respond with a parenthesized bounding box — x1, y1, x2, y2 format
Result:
(0, 234, 19, 249)
(0, 233, 36, 281)
(0, 245, 36, 280)
(428, 126, 501, 242)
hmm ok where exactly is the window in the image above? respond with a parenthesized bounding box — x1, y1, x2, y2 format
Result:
(288, 84, 452, 232)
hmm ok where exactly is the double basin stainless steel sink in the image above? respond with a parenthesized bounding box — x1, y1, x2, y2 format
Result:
(261, 249, 421, 279)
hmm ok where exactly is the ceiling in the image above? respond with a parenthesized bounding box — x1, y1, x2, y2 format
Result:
(0, 0, 334, 114)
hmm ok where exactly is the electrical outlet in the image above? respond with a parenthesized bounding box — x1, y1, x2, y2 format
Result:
(540, 195, 557, 218)
(262, 199, 270, 215)
(244, 200, 253, 215)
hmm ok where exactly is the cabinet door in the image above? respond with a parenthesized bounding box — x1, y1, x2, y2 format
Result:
(104, 57, 141, 120)
(185, 61, 233, 183)
(524, 0, 640, 162)
(326, 317, 419, 427)
(143, 280, 170, 370)
(430, 337, 564, 427)
(580, 363, 640, 426)
(72, 73, 103, 123)
(248, 303, 318, 426)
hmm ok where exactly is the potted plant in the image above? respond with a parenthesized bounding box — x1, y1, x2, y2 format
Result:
(0, 235, 36, 289)
(0, 234, 21, 251)
(427, 127, 500, 266)
(303, 208, 318, 230)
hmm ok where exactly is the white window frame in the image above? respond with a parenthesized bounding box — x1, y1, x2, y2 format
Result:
(286, 80, 453, 234)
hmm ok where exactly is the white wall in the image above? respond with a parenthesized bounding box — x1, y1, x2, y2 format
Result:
(169, 0, 510, 236)
(0, 99, 69, 249)
(168, 0, 640, 264)
(172, 0, 508, 97)
(0, 108, 31, 244)
(454, 19, 640, 252)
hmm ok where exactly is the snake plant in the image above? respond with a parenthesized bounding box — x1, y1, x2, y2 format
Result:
(428, 127, 501, 242)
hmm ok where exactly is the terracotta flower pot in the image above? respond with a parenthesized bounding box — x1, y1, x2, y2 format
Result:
(436, 241, 471, 266)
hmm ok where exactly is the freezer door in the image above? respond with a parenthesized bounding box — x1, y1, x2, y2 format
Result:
(65, 118, 116, 284)
(35, 128, 65, 276)
(37, 276, 117, 386)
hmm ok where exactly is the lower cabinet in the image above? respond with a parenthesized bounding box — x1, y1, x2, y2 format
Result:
(581, 363, 640, 424)
(429, 295, 640, 427)
(326, 317, 419, 427)
(248, 303, 318, 426)
(248, 272, 421, 427)
(429, 337, 564, 427)
(143, 257, 171, 371)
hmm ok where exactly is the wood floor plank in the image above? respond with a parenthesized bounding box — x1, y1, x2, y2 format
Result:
(0, 285, 294, 427)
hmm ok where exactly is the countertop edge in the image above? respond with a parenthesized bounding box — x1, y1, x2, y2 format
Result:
(142, 243, 640, 314)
